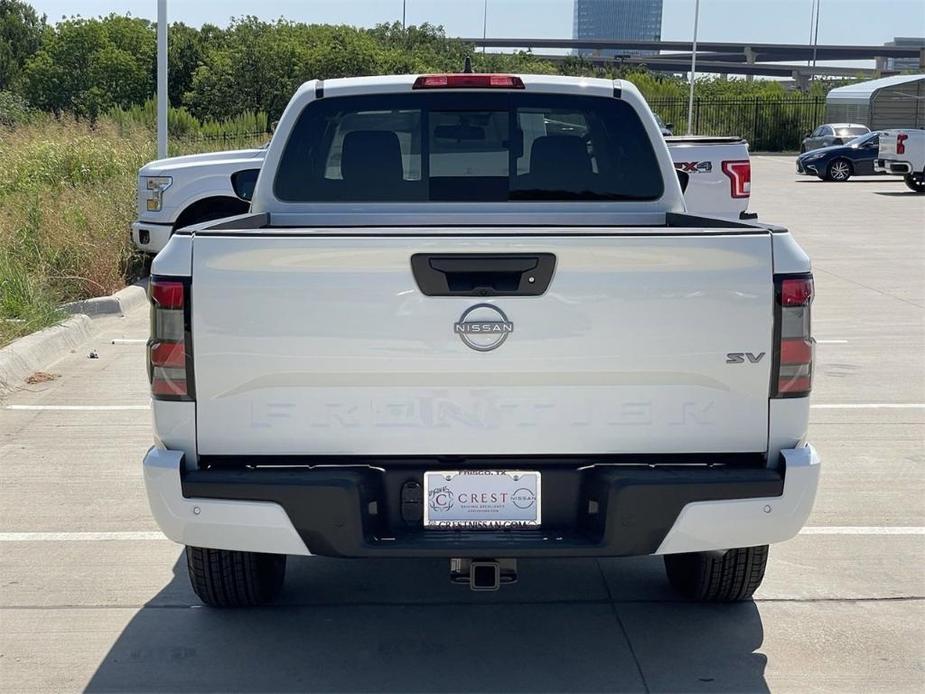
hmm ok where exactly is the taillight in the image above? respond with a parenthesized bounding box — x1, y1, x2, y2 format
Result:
(148, 276, 193, 401)
(722, 160, 751, 199)
(773, 275, 814, 398)
(412, 74, 525, 89)
(896, 133, 908, 155)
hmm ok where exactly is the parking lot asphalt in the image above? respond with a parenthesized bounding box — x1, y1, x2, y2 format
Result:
(1, 156, 923, 693)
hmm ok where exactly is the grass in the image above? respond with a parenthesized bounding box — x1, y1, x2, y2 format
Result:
(0, 115, 272, 348)
(0, 252, 65, 344)
(0, 117, 152, 347)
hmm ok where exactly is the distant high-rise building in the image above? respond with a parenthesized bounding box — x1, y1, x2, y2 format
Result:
(875, 37, 925, 73)
(572, 0, 664, 58)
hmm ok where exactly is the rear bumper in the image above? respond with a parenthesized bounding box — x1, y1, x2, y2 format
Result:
(131, 221, 173, 255)
(144, 446, 820, 558)
(875, 159, 913, 174)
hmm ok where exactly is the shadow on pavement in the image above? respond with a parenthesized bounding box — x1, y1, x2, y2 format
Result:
(85, 553, 768, 693)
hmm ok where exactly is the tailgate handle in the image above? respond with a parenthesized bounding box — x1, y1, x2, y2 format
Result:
(411, 253, 556, 296)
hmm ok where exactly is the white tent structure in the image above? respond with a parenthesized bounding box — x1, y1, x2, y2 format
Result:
(826, 74, 925, 129)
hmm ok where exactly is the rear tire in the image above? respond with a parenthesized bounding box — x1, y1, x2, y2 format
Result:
(904, 174, 925, 193)
(664, 545, 768, 602)
(826, 158, 852, 182)
(186, 546, 286, 607)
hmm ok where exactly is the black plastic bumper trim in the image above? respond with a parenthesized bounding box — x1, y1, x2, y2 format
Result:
(181, 459, 784, 558)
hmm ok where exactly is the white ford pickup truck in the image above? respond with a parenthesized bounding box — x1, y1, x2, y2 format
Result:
(131, 124, 752, 255)
(132, 148, 263, 253)
(875, 129, 925, 193)
(144, 73, 819, 606)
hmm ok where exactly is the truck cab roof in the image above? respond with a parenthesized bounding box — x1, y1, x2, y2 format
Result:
(296, 73, 624, 99)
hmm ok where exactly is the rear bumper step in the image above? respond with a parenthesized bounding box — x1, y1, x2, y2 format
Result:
(875, 159, 913, 174)
(143, 447, 820, 558)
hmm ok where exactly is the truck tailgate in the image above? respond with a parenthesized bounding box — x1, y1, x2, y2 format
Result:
(666, 137, 750, 220)
(191, 231, 773, 456)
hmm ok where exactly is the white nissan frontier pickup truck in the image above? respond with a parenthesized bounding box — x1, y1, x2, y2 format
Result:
(143, 73, 820, 606)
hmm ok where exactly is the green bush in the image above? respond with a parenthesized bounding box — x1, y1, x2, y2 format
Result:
(0, 89, 32, 125)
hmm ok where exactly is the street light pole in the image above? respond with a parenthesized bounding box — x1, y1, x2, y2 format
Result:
(157, 0, 168, 159)
(811, 0, 822, 74)
(402, 0, 406, 30)
(686, 0, 700, 135)
(482, 0, 488, 52)
(807, 0, 817, 67)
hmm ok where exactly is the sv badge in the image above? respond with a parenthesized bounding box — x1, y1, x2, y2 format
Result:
(726, 352, 766, 364)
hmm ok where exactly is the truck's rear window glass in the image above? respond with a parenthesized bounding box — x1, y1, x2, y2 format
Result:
(274, 92, 664, 202)
(836, 126, 868, 137)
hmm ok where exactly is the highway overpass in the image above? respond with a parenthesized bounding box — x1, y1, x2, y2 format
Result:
(459, 38, 923, 85)
(461, 38, 925, 66)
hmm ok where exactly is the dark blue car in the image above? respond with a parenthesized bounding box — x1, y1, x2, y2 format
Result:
(796, 131, 883, 182)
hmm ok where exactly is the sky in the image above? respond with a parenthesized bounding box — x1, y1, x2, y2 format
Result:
(25, 0, 925, 44)
(24, 0, 925, 68)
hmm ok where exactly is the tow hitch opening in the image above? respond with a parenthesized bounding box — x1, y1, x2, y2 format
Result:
(450, 558, 518, 591)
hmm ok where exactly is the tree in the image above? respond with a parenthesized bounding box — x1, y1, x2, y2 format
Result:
(22, 15, 154, 119)
(168, 22, 207, 107)
(184, 19, 557, 122)
(0, 0, 45, 90)
(184, 18, 340, 121)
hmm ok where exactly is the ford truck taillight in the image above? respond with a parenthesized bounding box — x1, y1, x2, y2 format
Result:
(147, 277, 194, 400)
(896, 133, 908, 155)
(773, 275, 814, 398)
(722, 160, 751, 199)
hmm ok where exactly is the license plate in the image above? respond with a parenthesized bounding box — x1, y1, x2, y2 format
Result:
(423, 470, 541, 528)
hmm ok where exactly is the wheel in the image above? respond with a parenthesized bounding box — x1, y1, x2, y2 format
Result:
(664, 545, 768, 602)
(826, 158, 852, 182)
(904, 174, 925, 193)
(185, 546, 286, 607)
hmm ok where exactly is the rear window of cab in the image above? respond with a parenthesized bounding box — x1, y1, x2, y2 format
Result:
(273, 92, 665, 203)
(836, 126, 869, 138)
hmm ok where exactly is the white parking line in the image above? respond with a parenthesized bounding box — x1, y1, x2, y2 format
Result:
(1, 405, 150, 411)
(0, 531, 166, 542)
(799, 527, 925, 535)
(0, 528, 921, 542)
(111, 338, 147, 345)
(811, 404, 925, 409)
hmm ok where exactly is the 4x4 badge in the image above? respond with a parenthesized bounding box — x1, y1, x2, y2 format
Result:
(454, 304, 513, 352)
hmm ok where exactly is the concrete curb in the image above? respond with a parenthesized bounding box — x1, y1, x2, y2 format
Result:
(0, 282, 148, 395)
(62, 283, 147, 317)
(0, 315, 95, 395)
